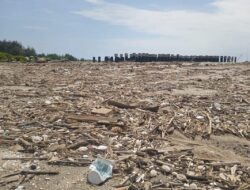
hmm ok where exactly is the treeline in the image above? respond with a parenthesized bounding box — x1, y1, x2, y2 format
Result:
(0, 40, 36, 57)
(0, 40, 79, 62)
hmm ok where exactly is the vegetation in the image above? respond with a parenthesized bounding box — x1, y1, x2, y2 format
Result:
(65, 54, 78, 61)
(0, 40, 79, 62)
(0, 40, 36, 57)
(46, 53, 62, 60)
(0, 52, 12, 62)
(0, 52, 28, 63)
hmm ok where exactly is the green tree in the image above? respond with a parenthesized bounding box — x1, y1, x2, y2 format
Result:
(37, 53, 45, 57)
(0, 52, 12, 62)
(64, 54, 78, 61)
(24, 47, 36, 57)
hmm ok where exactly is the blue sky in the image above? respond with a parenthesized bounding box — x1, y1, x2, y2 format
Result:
(0, 0, 250, 60)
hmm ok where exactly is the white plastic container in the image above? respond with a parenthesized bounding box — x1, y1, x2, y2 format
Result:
(87, 156, 113, 185)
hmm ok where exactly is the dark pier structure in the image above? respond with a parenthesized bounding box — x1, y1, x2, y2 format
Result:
(94, 53, 237, 63)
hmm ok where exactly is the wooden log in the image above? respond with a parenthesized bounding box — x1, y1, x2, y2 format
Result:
(66, 114, 125, 127)
(107, 100, 159, 112)
(2, 157, 48, 161)
(186, 174, 209, 181)
(18, 138, 31, 147)
(48, 160, 91, 167)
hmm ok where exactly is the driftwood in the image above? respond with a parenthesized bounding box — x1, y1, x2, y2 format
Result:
(203, 111, 212, 135)
(112, 186, 130, 190)
(18, 138, 31, 147)
(2, 170, 59, 178)
(186, 174, 209, 181)
(19, 170, 59, 175)
(48, 160, 91, 167)
(2, 157, 48, 161)
(107, 100, 159, 112)
(0, 179, 19, 186)
(66, 114, 125, 127)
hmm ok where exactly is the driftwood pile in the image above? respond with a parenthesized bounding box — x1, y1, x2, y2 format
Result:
(0, 62, 249, 189)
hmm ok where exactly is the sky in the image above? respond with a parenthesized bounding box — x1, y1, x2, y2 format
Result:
(0, 0, 250, 60)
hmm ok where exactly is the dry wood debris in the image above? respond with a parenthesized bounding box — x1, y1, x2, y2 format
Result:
(0, 62, 250, 189)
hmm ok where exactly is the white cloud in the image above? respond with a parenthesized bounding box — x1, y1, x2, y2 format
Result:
(76, 0, 250, 60)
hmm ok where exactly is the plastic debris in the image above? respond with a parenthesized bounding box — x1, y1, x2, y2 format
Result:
(87, 157, 113, 185)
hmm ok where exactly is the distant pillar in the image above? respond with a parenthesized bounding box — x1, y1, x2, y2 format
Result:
(114, 54, 119, 62)
(176, 54, 180, 61)
(98, 56, 101, 62)
(215, 56, 219, 62)
(153, 54, 157, 62)
(166, 54, 170, 62)
(133, 53, 138, 62)
(125, 53, 128, 61)
(234, 57, 237, 63)
(169, 54, 174, 62)
(110, 56, 114, 62)
(120, 54, 124, 62)
(220, 56, 223, 62)
(224, 56, 227, 63)
(137, 53, 142, 62)
(142, 53, 146, 62)
(104, 56, 108, 63)
(93, 57, 96, 63)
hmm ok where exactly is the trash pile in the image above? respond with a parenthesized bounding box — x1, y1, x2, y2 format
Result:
(0, 62, 249, 189)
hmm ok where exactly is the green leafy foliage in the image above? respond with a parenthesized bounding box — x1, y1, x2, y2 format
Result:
(0, 52, 28, 62)
(14, 55, 28, 63)
(46, 53, 78, 61)
(0, 52, 12, 61)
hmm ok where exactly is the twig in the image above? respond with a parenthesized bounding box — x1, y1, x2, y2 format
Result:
(1, 170, 59, 178)
(0, 179, 19, 186)
(203, 111, 212, 135)
(162, 112, 176, 138)
(2, 157, 48, 161)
